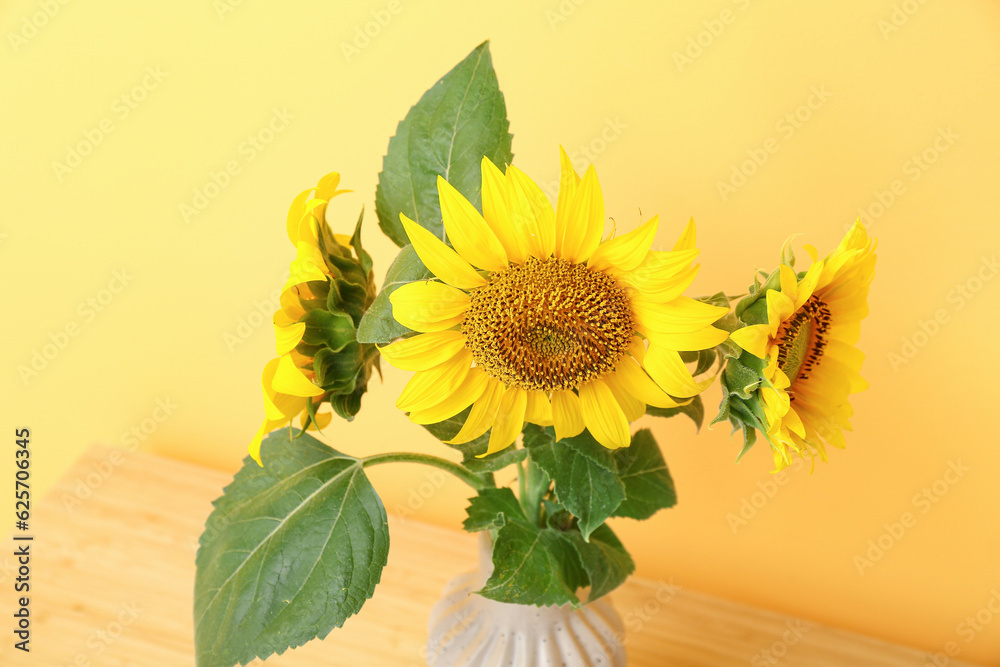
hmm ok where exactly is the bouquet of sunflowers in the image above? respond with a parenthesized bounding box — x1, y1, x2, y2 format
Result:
(193, 42, 875, 667)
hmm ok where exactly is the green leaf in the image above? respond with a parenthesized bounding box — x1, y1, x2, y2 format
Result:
(355, 245, 431, 344)
(194, 429, 389, 667)
(522, 425, 625, 541)
(646, 395, 704, 431)
(463, 487, 526, 532)
(479, 521, 582, 607)
(560, 524, 635, 602)
(375, 40, 514, 246)
(612, 429, 677, 520)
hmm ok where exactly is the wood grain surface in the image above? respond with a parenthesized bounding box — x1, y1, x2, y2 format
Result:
(0, 445, 981, 666)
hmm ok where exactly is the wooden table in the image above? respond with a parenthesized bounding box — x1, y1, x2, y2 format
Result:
(0, 445, 983, 666)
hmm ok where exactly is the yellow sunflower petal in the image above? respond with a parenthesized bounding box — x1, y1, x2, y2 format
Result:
(588, 216, 659, 274)
(506, 165, 556, 260)
(672, 218, 697, 251)
(643, 344, 713, 398)
(632, 296, 729, 334)
(273, 354, 324, 397)
(612, 356, 685, 408)
(389, 281, 470, 332)
(560, 165, 605, 264)
(525, 390, 554, 426)
(643, 325, 729, 351)
(261, 358, 310, 420)
(765, 290, 796, 336)
(481, 157, 526, 264)
(286, 189, 313, 244)
(730, 324, 772, 359)
(603, 373, 646, 422)
(408, 367, 490, 425)
(437, 176, 509, 272)
(314, 172, 346, 200)
(395, 348, 473, 412)
(483, 386, 527, 456)
(579, 379, 631, 449)
(401, 215, 486, 290)
(274, 321, 306, 356)
(551, 390, 585, 441)
(447, 378, 505, 445)
(378, 331, 468, 371)
(249, 418, 288, 465)
(555, 146, 582, 260)
(779, 264, 798, 302)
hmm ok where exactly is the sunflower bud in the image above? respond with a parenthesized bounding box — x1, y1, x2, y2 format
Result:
(716, 221, 877, 471)
(250, 172, 380, 463)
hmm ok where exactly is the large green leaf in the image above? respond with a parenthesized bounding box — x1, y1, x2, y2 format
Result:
(375, 40, 514, 246)
(612, 429, 677, 520)
(522, 425, 625, 541)
(561, 523, 635, 602)
(463, 487, 526, 532)
(479, 521, 583, 608)
(194, 429, 389, 667)
(355, 244, 431, 344)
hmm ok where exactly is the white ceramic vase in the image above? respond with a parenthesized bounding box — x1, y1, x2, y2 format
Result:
(425, 533, 627, 667)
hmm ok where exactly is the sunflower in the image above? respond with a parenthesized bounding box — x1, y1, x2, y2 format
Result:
(729, 221, 877, 470)
(250, 172, 379, 463)
(378, 150, 729, 454)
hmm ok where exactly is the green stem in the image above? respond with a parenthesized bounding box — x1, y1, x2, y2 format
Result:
(361, 452, 488, 491)
(522, 458, 550, 527)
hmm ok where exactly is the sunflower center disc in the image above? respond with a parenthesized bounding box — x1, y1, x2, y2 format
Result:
(462, 256, 634, 392)
(775, 295, 831, 385)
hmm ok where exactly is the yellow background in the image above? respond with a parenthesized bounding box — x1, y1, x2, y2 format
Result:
(4, 0, 999, 663)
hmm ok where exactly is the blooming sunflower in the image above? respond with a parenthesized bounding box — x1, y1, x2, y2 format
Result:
(250, 172, 380, 463)
(378, 150, 729, 454)
(728, 221, 877, 470)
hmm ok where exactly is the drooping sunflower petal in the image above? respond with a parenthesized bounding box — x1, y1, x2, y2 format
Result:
(401, 215, 486, 290)
(578, 379, 631, 449)
(274, 321, 306, 356)
(551, 390, 585, 441)
(437, 176, 508, 272)
(261, 358, 310, 420)
(378, 330, 468, 371)
(272, 354, 324, 397)
(389, 281, 470, 332)
(483, 386, 527, 456)
(588, 216, 660, 274)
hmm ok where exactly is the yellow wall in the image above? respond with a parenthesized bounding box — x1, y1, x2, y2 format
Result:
(4, 0, 999, 663)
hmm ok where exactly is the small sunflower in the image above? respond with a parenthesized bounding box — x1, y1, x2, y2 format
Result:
(250, 172, 379, 463)
(378, 149, 729, 454)
(728, 221, 877, 470)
